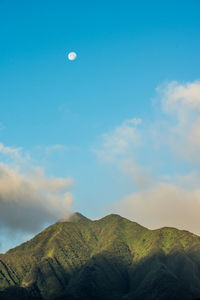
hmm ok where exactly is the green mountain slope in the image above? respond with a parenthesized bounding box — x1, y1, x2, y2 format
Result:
(0, 213, 200, 299)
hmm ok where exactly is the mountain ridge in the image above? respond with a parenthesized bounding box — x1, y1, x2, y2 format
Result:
(0, 213, 200, 299)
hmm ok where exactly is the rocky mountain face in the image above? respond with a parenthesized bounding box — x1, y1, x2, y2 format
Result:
(0, 213, 200, 299)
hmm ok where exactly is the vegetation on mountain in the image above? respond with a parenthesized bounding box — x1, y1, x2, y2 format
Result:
(0, 213, 200, 299)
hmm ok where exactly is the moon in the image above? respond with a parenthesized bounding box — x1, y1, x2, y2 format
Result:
(68, 52, 77, 61)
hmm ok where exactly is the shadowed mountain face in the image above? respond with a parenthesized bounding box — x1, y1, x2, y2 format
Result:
(0, 213, 200, 299)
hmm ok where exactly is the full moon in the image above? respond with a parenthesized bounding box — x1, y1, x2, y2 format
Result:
(68, 52, 77, 61)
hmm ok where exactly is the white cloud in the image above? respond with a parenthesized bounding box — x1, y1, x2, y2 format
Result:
(96, 81, 200, 169)
(159, 81, 200, 113)
(157, 81, 200, 162)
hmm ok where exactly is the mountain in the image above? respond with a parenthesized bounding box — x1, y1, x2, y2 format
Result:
(1, 213, 200, 299)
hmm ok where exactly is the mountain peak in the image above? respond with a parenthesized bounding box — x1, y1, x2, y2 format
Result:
(59, 212, 91, 223)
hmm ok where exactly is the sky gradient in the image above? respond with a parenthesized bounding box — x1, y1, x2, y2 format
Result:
(1, 0, 200, 252)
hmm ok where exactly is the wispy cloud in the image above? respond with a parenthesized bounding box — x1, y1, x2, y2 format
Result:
(0, 143, 22, 158)
(94, 118, 151, 187)
(44, 144, 69, 153)
(0, 122, 5, 131)
(96, 118, 142, 162)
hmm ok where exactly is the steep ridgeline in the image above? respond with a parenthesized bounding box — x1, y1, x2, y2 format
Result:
(0, 213, 200, 299)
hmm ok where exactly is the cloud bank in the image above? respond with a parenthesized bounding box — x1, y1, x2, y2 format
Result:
(0, 143, 73, 235)
(114, 182, 200, 235)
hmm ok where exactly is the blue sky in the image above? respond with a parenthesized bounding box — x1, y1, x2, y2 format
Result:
(1, 0, 200, 251)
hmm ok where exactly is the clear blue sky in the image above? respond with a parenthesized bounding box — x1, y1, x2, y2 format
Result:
(1, 0, 200, 251)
